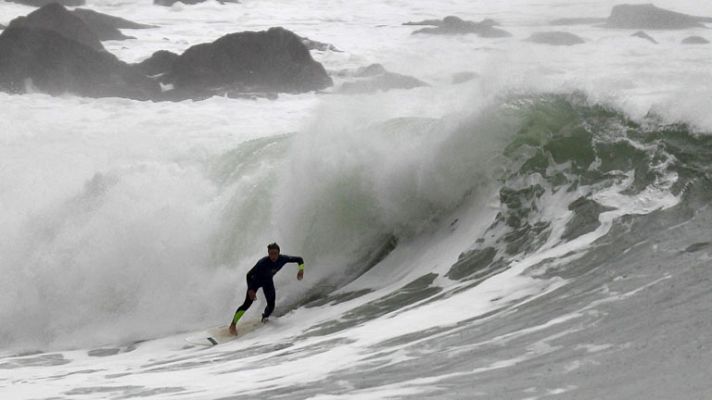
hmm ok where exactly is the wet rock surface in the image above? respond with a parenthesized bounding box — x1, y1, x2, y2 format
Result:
(162, 27, 332, 99)
(72, 8, 156, 41)
(603, 4, 712, 30)
(526, 31, 585, 46)
(133, 50, 179, 76)
(0, 26, 160, 99)
(407, 16, 511, 37)
(7, 3, 104, 51)
(335, 63, 426, 94)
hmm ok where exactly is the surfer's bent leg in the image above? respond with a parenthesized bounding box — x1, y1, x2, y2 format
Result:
(262, 280, 276, 320)
(232, 284, 258, 325)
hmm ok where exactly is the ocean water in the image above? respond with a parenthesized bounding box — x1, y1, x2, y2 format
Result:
(1, 0, 711, 399)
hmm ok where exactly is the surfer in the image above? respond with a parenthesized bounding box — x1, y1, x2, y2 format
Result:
(229, 243, 304, 335)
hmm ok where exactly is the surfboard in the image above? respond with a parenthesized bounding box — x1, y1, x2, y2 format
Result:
(184, 320, 263, 346)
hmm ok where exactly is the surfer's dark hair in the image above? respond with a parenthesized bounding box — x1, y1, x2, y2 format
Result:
(267, 242, 280, 252)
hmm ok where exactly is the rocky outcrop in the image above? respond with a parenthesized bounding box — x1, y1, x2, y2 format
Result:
(0, 27, 159, 99)
(0, 15, 330, 101)
(72, 9, 156, 41)
(162, 27, 332, 99)
(407, 16, 511, 37)
(134, 50, 179, 76)
(336, 64, 426, 94)
(6, 0, 85, 6)
(631, 31, 657, 44)
(74, 9, 155, 30)
(6, 5, 155, 44)
(682, 36, 709, 44)
(604, 4, 712, 30)
(300, 36, 341, 52)
(526, 31, 585, 46)
(7, 3, 103, 51)
(154, 0, 238, 6)
(404, 18, 447, 26)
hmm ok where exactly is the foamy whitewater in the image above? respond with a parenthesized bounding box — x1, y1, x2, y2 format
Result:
(1, 0, 711, 399)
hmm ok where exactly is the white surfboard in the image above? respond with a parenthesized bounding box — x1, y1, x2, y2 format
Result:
(185, 320, 263, 346)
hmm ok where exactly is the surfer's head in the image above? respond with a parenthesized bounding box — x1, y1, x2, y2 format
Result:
(267, 242, 280, 261)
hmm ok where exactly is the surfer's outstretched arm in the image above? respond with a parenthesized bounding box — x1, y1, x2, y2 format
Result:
(281, 255, 305, 280)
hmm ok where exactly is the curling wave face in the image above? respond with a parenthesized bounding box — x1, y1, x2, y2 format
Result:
(1, 90, 710, 353)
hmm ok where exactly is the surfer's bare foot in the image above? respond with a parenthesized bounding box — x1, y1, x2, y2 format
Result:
(228, 323, 237, 336)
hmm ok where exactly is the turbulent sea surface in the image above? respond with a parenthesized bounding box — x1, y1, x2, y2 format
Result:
(1, 0, 711, 399)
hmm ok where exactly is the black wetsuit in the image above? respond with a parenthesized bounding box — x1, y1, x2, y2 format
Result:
(235, 254, 304, 320)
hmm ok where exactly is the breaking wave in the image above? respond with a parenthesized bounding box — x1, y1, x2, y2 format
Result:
(1, 91, 710, 352)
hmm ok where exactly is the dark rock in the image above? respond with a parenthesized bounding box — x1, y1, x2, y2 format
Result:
(681, 36, 709, 44)
(631, 31, 658, 44)
(403, 18, 450, 26)
(6, 0, 85, 6)
(549, 17, 606, 26)
(452, 71, 478, 84)
(163, 27, 332, 99)
(154, 0, 238, 6)
(0, 27, 160, 99)
(336, 64, 426, 94)
(407, 16, 500, 28)
(71, 10, 132, 41)
(134, 50, 179, 76)
(408, 16, 511, 37)
(7, 3, 103, 51)
(604, 4, 712, 30)
(0, 24, 5, 30)
(300, 36, 341, 52)
(73, 9, 156, 35)
(526, 31, 585, 46)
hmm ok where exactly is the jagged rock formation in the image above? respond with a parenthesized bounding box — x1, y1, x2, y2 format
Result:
(301, 36, 341, 52)
(7, 3, 104, 51)
(604, 4, 712, 30)
(134, 50, 180, 76)
(0, 26, 159, 99)
(72, 9, 156, 41)
(335, 64, 426, 94)
(406, 16, 511, 37)
(161, 27, 332, 99)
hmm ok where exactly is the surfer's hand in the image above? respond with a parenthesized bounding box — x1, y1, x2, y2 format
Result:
(229, 323, 237, 336)
(248, 289, 257, 300)
(297, 270, 304, 281)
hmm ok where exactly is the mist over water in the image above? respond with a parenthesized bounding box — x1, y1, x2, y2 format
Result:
(0, 88, 513, 350)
